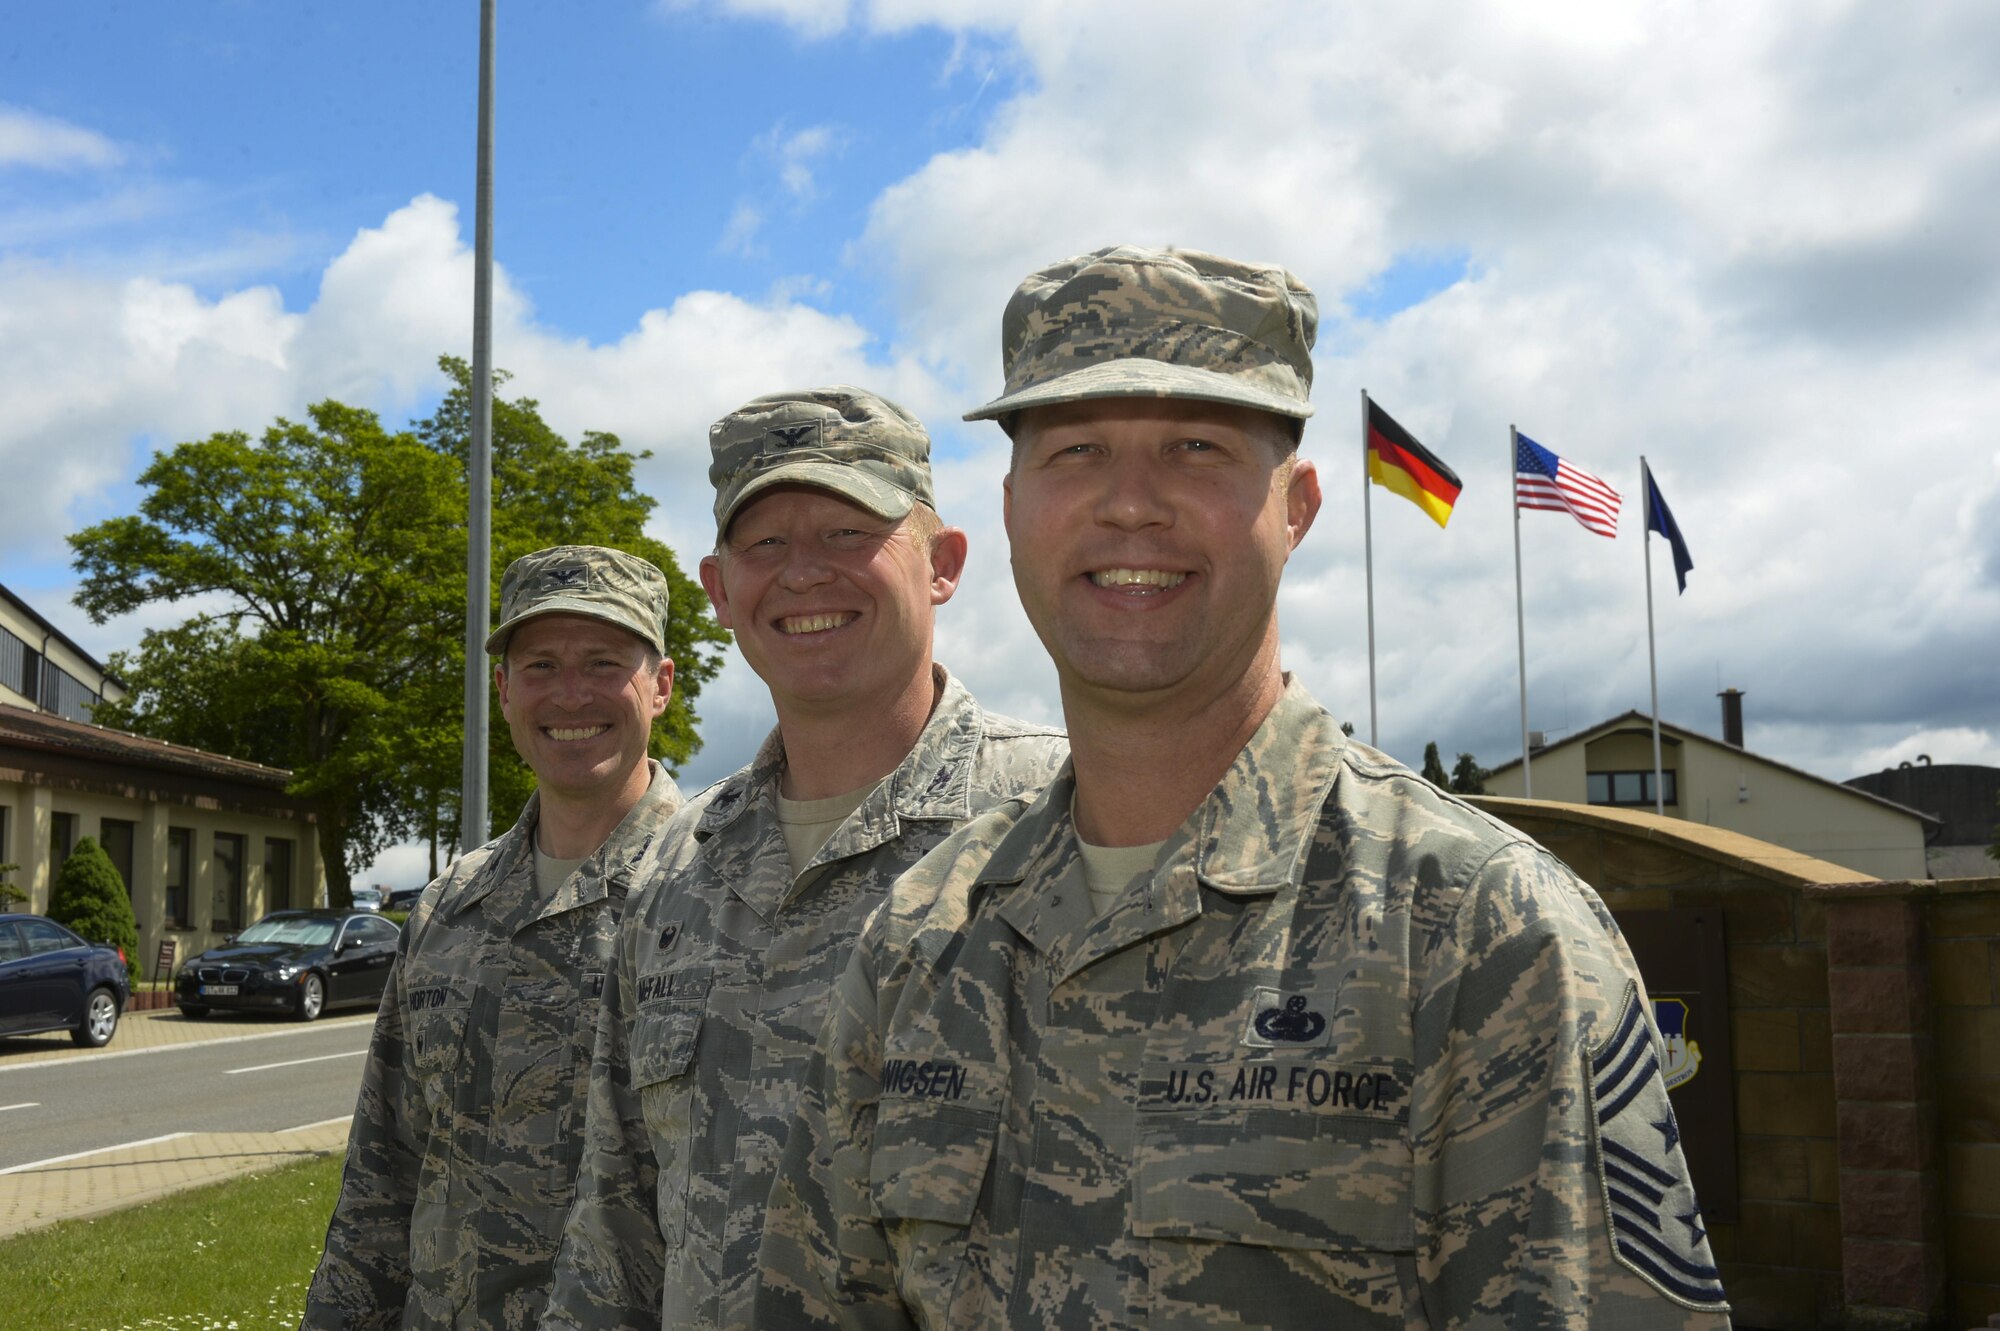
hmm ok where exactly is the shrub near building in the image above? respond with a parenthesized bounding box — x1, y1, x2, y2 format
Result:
(48, 837, 141, 981)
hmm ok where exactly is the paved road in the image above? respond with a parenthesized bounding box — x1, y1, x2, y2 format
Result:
(0, 1015, 373, 1171)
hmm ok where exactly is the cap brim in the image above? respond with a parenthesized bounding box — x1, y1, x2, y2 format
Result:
(484, 601, 660, 656)
(962, 358, 1314, 423)
(718, 462, 919, 535)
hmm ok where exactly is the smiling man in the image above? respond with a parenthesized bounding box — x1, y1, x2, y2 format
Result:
(756, 247, 1733, 1328)
(304, 546, 685, 1331)
(540, 388, 1065, 1331)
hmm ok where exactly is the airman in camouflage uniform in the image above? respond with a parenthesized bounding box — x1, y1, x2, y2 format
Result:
(756, 247, 1733, 1328)
(304, 545, 686, 1331)
(542, 389, 1066, 1331)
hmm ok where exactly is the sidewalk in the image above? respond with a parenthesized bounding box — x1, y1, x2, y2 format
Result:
(0, 1116, 352, 1236)
(0, 1009, 372, 1237)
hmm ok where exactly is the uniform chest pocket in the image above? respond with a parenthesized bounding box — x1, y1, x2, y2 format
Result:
(869, 1097, 999, 1318)
(407, 995, 471, 1113)
(1134, 1104, 1417, 1330)
(1133, 1105, 1414, 1250)
(630, 965, 711, 1089)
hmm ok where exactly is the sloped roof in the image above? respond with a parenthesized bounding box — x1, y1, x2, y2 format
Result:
(0, 702, 293, 789)
(0, 582, 126, 689)
(1486, 709, 1938, 826)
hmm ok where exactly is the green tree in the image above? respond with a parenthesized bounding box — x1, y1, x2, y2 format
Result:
(0, 864, 24, 910)
(72, 373, 726, 904)
(1988, 791, 1999, 865)
(48, 837, 140, 979)
(1420, 741, 1449, 787)
(411, 356, 728, 857)
(1449, 752, 1489, 795)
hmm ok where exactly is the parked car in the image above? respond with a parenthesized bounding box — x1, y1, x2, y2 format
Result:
(381, 886, 425, 913)
(176, 909, 400, 1022)
(0, 914, 129, 1047)
(349, 886, 384, 914)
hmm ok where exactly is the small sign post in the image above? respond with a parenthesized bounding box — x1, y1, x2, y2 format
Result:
(155, 938, 177, 983)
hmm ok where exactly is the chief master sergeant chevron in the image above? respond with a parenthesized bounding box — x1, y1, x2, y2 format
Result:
(303, 544, 685, 1331)
(539, 387, 1066, 1331)
(755, 246, 1734, 1328)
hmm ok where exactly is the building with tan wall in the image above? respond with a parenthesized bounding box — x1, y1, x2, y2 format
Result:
(0, 584, 322, 978)
(1484, 703, 1934, 879)
(0, 581, 127, 722)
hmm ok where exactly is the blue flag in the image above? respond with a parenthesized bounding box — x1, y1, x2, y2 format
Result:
(1644, 465, 1694, 594)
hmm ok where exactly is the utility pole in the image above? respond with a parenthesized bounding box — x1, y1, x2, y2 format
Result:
(459, 0, 496, 855)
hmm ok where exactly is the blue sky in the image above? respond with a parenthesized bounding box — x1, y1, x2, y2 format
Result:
(4, 2, 1998, 885)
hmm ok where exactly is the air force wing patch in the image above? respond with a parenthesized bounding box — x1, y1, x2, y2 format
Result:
(1587, 983, 1729, 1310)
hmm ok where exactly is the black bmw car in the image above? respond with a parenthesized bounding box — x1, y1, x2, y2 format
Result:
(177, 909, 399, 1021)
(0, 914, 130, 1047)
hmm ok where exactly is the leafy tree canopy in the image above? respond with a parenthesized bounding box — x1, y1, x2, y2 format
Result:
(1420, 741, 1449, 787)
(1449, 752, 1489, 796)
(72, 364, 727, 904)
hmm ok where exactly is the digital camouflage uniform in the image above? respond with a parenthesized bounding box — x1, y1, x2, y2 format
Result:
(756, 681, 1733, 1329)
(302, 766, 684, 1331)
(543, 667, 1065, 1331)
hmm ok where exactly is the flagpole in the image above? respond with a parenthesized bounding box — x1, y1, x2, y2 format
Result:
(1511, 425, 1531, 797)
(1643, 455, 1664, 816)
(1362, 388, 1379, 746)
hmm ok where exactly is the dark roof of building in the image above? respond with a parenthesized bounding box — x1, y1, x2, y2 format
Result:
(0, 702, 293, 788)
(1845, 764, 2000, 846)
(1486, 709, 1939, 826)
(0, 582, 126, 690)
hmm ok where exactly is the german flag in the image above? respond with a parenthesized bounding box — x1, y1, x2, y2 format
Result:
(1366, 398, 1461, 528)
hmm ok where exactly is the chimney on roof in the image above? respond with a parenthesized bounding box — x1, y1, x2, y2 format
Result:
(1718, 687, 1745, 748)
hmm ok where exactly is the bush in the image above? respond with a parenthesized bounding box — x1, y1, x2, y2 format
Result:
(48, 837, 140, 981)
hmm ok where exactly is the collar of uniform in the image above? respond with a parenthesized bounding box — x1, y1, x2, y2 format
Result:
(886, 666, 985, 823)
(531, 763, 685, 926)
(1183, 678, 1345, 895)
(435, 791, 542, 921)
(693, 732, 785, 841)
(980, 678, 1342, 907)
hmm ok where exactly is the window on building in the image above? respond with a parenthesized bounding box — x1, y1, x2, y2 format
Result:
(165, 828, 193, 929)
(212, 833, 246, 932)
(100, 819, 136, 902)
(263, 837, 294, 912)
(49, 811, 79, 881)
(0, 626, 25, 700)
(0, 803, 10, 869)
(1587, 769, 1679, 807)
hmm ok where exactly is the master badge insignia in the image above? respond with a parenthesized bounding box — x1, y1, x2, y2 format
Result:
(1588, 983, 1728, 1309)
(1653, 997, 1703, 1090)
(1242, 987, 1331, 1048)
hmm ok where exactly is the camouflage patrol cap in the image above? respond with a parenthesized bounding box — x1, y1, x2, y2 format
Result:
(964, 244, 1317, 423)
(485, 545, 672, 656)
(709, 387, 936, 536)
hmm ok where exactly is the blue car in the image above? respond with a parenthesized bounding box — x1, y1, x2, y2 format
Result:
(0, 914, 130, 1048)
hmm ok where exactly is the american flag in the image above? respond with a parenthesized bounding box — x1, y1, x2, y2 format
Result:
(1515, 434, 1621, 538)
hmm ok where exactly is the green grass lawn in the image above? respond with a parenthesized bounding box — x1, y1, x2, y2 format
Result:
(0, 1152, 344, 1330)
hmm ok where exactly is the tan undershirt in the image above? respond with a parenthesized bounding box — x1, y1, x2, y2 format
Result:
(533, 842, 589, 895)
(777, 780, 882, 879)
(1076, 836, 1165, 919)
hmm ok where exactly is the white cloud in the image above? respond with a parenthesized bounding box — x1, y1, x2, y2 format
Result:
(754, 121, 849, 200)
(0, 105, 122, 170)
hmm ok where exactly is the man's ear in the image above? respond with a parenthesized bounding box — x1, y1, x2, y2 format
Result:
(1284, 457, 1321, 552)
(652, 657, 675, 716)
(928, 527, 969, 606)
(697, 554, 734, 630)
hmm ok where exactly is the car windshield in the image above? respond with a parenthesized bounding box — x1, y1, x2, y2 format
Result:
(236, 917, 338, 946)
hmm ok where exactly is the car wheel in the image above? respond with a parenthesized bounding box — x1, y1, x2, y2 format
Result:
(295, 972, 326, 1022)
(72, 988, 120, 1048)
(178, 1005, 210, 1019)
